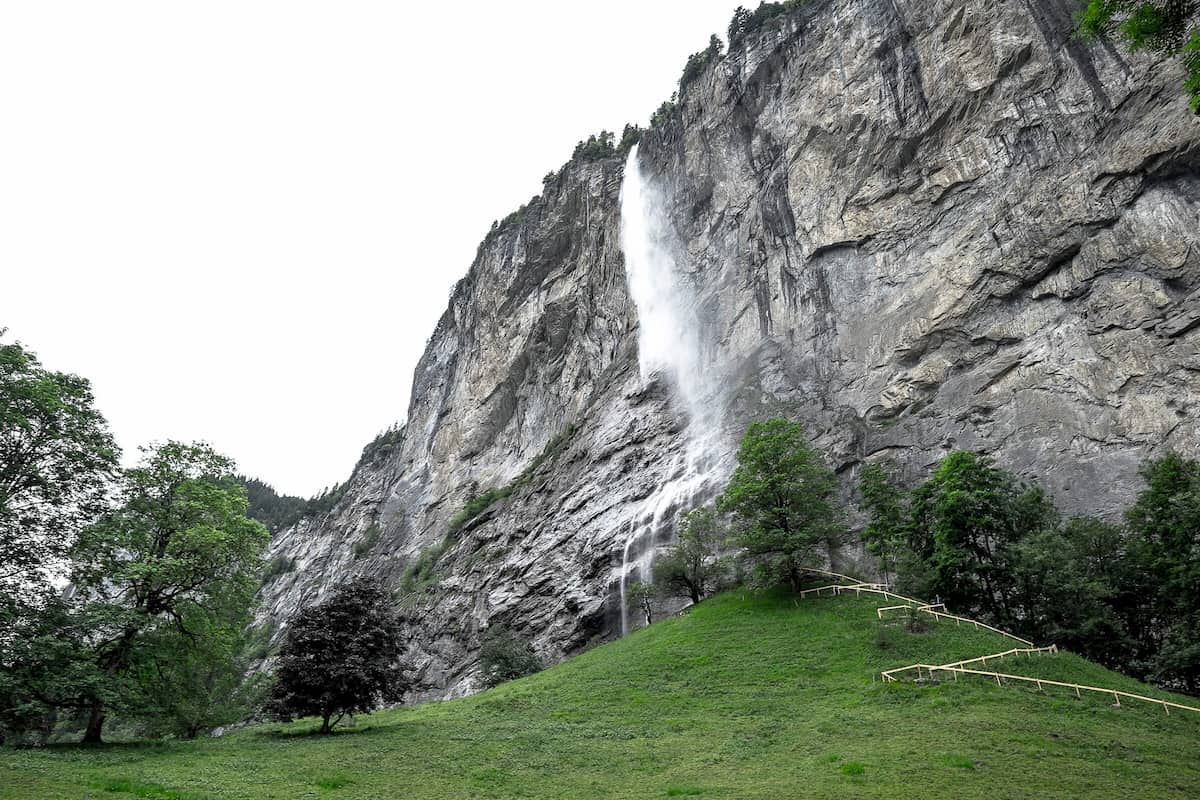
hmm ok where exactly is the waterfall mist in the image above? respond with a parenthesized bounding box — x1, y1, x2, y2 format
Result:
(616, 145, 730, 635)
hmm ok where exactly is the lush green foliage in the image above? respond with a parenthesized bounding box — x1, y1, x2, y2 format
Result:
(72, 443, 269, 742)
(477, 627, 544, 688)
(2, 442, 269, 744)
(448, 425, 577, 533)
(129, 604, 268, 740)
(727, 2, 808, 48)
(4, 592, 1197, 798)
(449, 486, 514, 532)
(352, 524, 382, 560)
(571, 125, 642, 164)
(0, 330, 118, 596)
(679, 34, 724, 93)
(356, 423, 403, 468)
(301, 481, 348, 519)
(906, 451, 1057, 623)
(719, 419, 844, 590)
(650, 95, 678, 129)
(859, 462, 907, 586)
(572, 130, 617, 161)
(265, 578, 407, 734)
(626, 580, 656, 625)
(235, 476, 306, 534)
(399, 538, 450, 593)
(865, 449, 1200, 694)
(618, 123, 642, 153)
(1125, 452, 1200, 689)
(1077, 0, 1200, 111)
(652, 506, 729, 604)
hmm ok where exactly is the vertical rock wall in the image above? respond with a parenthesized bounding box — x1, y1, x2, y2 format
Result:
(259, 0, 1200, 699)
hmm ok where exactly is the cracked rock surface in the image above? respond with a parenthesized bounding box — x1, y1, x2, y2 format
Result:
(258, 0, 1200, 700)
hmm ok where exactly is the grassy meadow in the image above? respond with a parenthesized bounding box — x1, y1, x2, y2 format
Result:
(3, 590, 1199, 799)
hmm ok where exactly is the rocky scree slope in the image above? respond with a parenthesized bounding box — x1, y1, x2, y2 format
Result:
(259, 0, 1200, 699)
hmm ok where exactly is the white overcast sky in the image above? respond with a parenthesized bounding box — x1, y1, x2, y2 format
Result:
(0, 1, 739, 497)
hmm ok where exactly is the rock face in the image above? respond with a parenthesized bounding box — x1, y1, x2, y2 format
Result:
(258, 0, 1200, 699)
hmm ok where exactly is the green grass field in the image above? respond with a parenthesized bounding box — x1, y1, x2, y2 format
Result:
(4, 590, 1199, 799)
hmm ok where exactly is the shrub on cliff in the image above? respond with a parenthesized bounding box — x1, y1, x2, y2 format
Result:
(478, 627, 544, 688)
(572, 130, 616, 162)
(1077, 0, 1200, 112)
(727, 2, 807, 49)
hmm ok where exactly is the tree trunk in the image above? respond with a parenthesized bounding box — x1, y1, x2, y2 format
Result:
(82, 701, 106, 744)
(788, 563, 803, 593)
(320, 713, 332, 734)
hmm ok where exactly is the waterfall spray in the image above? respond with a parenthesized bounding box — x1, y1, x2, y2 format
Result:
(616, 145, 729, 635)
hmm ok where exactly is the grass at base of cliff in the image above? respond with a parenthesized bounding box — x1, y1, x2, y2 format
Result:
(4, 591, 1200, 799)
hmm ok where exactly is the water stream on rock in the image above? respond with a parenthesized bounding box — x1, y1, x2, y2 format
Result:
(617, 145, 729, 635)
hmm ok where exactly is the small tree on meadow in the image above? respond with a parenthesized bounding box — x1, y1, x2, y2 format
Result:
(626, 581, 656, 626)
(265, 578, 407, 734)
(718, 419, 844, 592)
(652, 507, 727, 604)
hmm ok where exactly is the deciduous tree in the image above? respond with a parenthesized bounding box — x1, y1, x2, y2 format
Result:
(858, 462, 907, 586)
(0, 330, 118, 596)
(718, 419, 843, 592)
(69, 441, 269, 742)
(266, 578, 407, 733)
(652, 507, 727, 605)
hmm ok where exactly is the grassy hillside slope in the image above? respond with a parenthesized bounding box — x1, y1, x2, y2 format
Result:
(3, 591, 1199, 799)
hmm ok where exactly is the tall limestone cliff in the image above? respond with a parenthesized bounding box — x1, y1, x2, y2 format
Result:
(258, 0, 1200, 699)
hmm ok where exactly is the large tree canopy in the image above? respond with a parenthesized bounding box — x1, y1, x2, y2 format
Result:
(0, 330, 118, 593)
(266, 578, 408, 734)
(718, 419, 843, 591)
(67, 441, 269, 742)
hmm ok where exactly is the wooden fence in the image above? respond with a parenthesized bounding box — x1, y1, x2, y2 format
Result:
(881, 646, 1058, 682)
(797, 568, 1200, 719)
(798, 581, 1033, 646)
(881, 661, 1200, 717)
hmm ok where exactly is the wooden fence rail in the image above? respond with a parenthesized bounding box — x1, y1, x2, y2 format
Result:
(797, 567, 1199, 720)
(800, 582, 1033, 645)
(881, 646, 1058, 682)
(881, 663, 1200, 717)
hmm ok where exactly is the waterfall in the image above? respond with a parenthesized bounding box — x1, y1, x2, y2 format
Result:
(616, 145, 728, 635)
(618, 146, 713, 420)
